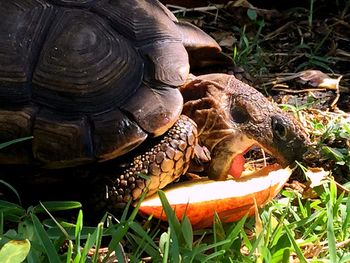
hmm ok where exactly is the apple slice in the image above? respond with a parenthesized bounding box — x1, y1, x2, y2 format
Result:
(139, 164, 292, 229)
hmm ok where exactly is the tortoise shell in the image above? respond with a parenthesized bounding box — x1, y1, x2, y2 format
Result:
(0, 0, 220, 167)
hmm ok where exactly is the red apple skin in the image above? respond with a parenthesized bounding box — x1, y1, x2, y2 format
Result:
(139, 165, 291, 229)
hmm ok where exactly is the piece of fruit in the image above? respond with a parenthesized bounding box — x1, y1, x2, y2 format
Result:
(139, 164, 292, 229)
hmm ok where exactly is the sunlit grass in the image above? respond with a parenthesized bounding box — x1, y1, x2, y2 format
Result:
(1, 175, 350, 262)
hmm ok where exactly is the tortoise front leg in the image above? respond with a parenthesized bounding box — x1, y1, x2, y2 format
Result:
(106, 115, 198, 203)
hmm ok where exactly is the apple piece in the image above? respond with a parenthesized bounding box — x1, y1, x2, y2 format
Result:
(139, 164, 292, 229)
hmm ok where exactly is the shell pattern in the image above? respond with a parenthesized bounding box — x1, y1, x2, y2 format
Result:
(0, 0, 199, 167)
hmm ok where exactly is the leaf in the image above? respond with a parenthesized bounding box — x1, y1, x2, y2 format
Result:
(31, 214, 61, 263)
(181, 216, 193, 249)
(247, 9, 257, 21)
(0, 200, 26, 222)
(33, 201, 82, 213)
(321, 146, 344, 162)
(0, 180, 21, 205)
(0, 239, 31, 263)
(304, 167, 329, 188)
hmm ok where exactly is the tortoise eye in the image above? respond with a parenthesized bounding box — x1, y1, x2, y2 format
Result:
(231, 106, 250, 123)
(272, 117, 288, 140)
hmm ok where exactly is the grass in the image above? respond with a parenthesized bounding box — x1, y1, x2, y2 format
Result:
(232, 9, 268, 76)
(1, 174, 350, 262)
(229, 1, 343, 77)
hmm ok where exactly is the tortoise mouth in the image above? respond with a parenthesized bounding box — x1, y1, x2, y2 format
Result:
(212, 139, 287, 181)
(230, 145, 279, 179)
(206, 133, 287, 181)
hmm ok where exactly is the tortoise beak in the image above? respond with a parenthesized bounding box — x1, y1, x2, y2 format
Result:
(207, 134, 256, 180)
(259, 129, 311, 168)
(207, 131, 310, 181)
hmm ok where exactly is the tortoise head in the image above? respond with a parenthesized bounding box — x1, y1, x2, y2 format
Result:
(181, 74, 310, 180)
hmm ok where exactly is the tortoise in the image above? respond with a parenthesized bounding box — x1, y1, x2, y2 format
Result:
(0, 0, 309, 204)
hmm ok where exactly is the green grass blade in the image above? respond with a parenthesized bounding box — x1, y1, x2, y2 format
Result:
(119, 200, 132, 223)
(103, 208, 140, 263)
(128, 187, 148, 222)
(241, 227, 252, 251)
(127, 232, 160, 260)
(202, 250, 226, 262)
(157, 190, 182, 235)
(342, 196, 350, 239)
(128, 222, 160, 258)
(301, 210, 326, 238)
(130, 222, 157, 248)
(181, 216, 193, 249)
(72, 221, 103, 263)
(282, 248, 291, 263)
(0, 136, 33, 149)
(37, 202, 70, 239)
(104, 229, 128, 263)
(297, 195, 308, 218)
(114, 243, 128, 263)
(213, 212, 225, 254)
(248, 232, 264, 258)
(34, 201, 82, 213)
(161, 228, 171, 263)
(333, 191, 344, 216)
(72, 252, 81, 263)
(169, 228, 181, 263)
(31, 213, 61, 263)
(92, 223, 104, 263)
(66, 240, 73, 263)
(157, 189, 185, 259)
(326, 200, 337, 262)
(78, 233, 91, 263)
(0, 180, 21, 205)
(222, 215, 247, 251)
(27, 247, 41, 263)
(284, 223, 307, 263)
(199, 239, 231, 253)
(270, 248, 290, 263)
(0, 212, 3, 235)
(74, 210, 83, 259)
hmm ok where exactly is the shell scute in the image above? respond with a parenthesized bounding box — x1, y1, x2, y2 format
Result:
(32, 8, 143, 113)
(0, 0, 54, 105)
